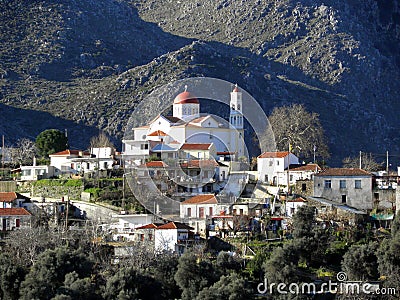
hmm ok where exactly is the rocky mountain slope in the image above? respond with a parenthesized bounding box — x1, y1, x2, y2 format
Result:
(1, 0, 400, 165)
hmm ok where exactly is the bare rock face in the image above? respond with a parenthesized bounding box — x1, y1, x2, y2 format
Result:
(0, 0, 399, 164)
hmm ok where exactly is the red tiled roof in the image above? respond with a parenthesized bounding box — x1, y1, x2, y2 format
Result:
(147, 130, 168, 137)
(0, 208, 31, 216)
(258, 151, 290, 158)
(157, 222, 193, 230)
(316, 168, 372, 176)
(289, 164, 321, 172)
(139, 161, 168, 168)
(49, 149, 90, 156)
(181, 194, 218, 204)
(0, 192, 17, 202)
(135, 223, 163, 230)
(181, 143, 212, 150)
(180, 160, 219, 168)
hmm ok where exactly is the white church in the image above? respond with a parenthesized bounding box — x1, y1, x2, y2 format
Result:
(122, 86, 246, 165)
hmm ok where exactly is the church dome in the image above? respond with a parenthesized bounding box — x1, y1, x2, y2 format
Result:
(173, 91, 199, 104)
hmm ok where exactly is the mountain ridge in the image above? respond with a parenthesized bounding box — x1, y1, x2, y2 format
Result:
(1, 0, 400, 165)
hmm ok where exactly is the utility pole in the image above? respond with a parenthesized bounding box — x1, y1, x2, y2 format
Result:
(1, 135, 4, 178)
(122, 173, 125, 212)
(386, 150, 389, 174)
(313, 144, 316, 164)
(359, 151, 362, 169)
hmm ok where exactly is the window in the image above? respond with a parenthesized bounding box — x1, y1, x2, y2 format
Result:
(199, 207, 205, 218)
(264, 175, 268, 182)
(342, 195, 347, 203)
(276, 160, 280, 166)
(123, 222, 129, 228)
(233, 209, 237, 215)
(289, 174, 293, 181)
(140, 144, 149, 150)
(324, 180, 332, 188)
(148, 234, 153, 241)
(239, 209, 244, 215)
(209, 207, 213, 216)
(290, 207, 295, 215)
(340, 180, 346, 189)
(269, 160, 273, 166)
(355, 180, 362, 189)
(302, 183, 307, 191)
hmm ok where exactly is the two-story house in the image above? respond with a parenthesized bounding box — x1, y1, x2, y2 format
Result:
(257, 151, 299, 186)
(0, 192, 32, 231)
(313, 168, 373, 211)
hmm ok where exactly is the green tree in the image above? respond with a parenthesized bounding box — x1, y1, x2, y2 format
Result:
(215, 251, 242, 275)
(19, 247, 93, 300)
(292, 205, 316, 240)
(0, 253, 26, 300)
(36, 129, 68, 157)
(268, 104, 329, 159)
(196, 273, 251, 300)
(102, 267, 161, 300)
(149, 254, 180, 299)
(341, 242, 379, 281)
(263, 242, 300, 284)
(174, 252, 217, 300)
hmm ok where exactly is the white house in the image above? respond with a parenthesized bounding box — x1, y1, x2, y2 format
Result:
(0, 192, 32, 210)
(287, 163, 321, 182)
(20, 165, 56, 181)
(180, 194, 231, 235)
(313, 168, 373, 211)
(179, 143, 217, 160)
(0, 208, 31, 231)
(49, 149, 91, 175)
(134, 221, 194, 254)
(110, 213, 154, 241)
(154, 222, 193, 254)
(257, 151, 299, 187)
(285, 197, 307, 217)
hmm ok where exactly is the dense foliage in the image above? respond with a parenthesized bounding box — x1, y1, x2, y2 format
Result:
(1, 207, 399, 299)
(35, 129, 68, 158)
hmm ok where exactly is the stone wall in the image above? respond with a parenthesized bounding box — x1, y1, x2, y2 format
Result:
(294, 180, 313, 197)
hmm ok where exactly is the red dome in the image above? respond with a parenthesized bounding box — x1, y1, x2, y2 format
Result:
(173, 91, 199, 104)
(233, 85, 239, 92)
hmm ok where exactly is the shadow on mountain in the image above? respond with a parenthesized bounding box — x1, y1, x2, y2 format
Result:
(0, 103, 100, 149)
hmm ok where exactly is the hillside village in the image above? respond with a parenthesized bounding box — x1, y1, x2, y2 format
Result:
(1, 86, 399, 258)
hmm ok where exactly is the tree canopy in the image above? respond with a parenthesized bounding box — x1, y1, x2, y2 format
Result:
(36, 129, 68, 157)
(268, 104, 329, 159)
